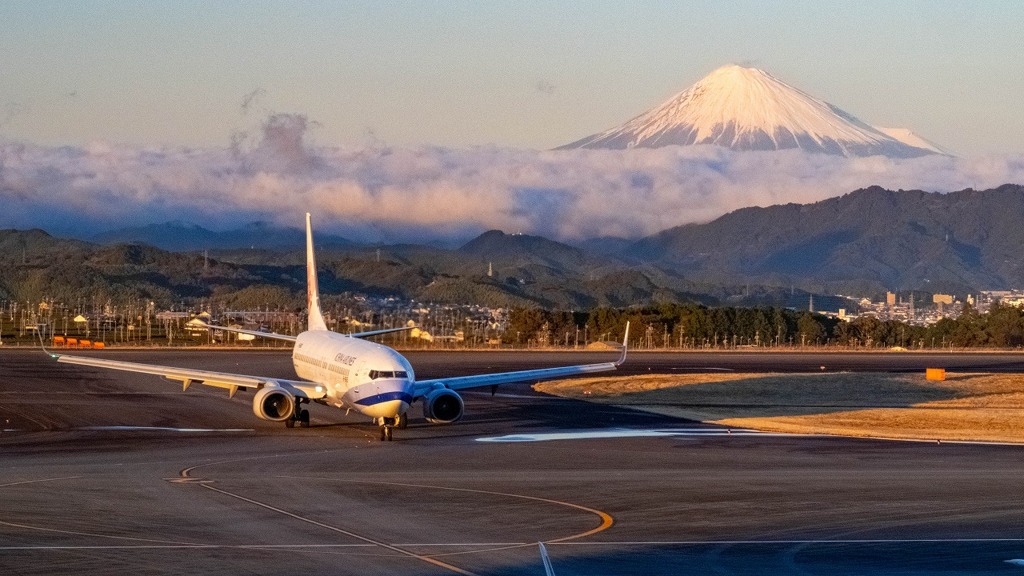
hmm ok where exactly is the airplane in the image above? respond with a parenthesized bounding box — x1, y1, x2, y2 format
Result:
(46, 213, 629, 440)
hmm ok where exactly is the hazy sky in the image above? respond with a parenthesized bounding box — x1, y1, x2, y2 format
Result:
(1, 1, 1022, 156)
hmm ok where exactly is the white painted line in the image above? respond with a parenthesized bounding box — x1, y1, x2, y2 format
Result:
(9, 539, 1024, 552)
(477, 428, 1024, 446)
(76, 426, 254, 433)
(476, 428, 794, 443)
(0, 544, 372, 551)
(553, 538, 1024, 545)
(0, 543, 530, 551)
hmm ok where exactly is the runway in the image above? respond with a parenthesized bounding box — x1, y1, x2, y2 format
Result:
(3, 348, 1024, 575)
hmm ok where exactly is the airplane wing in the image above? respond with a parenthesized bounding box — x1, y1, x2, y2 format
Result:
(341, 326, 416, 339)
(205, 324, 298, 342)
(412, 323, 628, 397)
(201, 322, 413, 343)
(51, 352, 327, 400)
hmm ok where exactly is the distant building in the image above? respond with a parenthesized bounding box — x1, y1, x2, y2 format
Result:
(886, 292, 896, 306)
(932, 294, 954, 305)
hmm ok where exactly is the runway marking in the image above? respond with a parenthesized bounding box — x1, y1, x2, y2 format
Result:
(181, 458, 482, 575)
(76, 426, 254, 433)
(0, 543, 530, 551)
(476, 428, 794, 442)
(176, 451, 612, 569)
(275, 477, 615, 552)
(553, 538, 1024, 545)
(0, 519, 203, 546)
(9, 537, 1024, 551)
(0, 476, 80, 488)
(195, 482, 480, 576)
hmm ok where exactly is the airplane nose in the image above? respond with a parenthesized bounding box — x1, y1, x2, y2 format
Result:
(375, 399, 407, 418)
(361, 380, 413, 418)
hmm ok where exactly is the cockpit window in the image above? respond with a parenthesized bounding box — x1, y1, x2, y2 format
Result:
(368, 370, 409, 380)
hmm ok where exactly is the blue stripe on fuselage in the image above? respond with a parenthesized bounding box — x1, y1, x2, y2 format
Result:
(354, 391, 414, 407)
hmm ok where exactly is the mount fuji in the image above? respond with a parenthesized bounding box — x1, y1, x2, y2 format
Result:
(560, 65, 945, 158)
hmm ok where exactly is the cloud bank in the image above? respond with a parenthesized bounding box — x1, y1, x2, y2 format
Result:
(2, 113, 1023, 243)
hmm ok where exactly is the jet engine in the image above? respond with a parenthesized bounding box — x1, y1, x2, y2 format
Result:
(253, 385, 296, 422)
(422, 388, 464, 424)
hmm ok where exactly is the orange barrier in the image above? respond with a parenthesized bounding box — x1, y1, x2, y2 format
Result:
(79, 339, 92, 348)
(66, 338, 78, 347)
(53, 336, 65, 346)
(92, 342, 105, 350)
(926, 368, 946, 381)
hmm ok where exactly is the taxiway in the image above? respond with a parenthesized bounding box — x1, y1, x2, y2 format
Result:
(2, 349, 1024, 575)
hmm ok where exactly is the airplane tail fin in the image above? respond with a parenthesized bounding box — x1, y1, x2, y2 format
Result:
(305, 213, 328, 332)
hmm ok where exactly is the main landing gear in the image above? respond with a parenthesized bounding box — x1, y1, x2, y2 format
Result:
(285, 401, 310, 429)
(377, 413, 407, 441)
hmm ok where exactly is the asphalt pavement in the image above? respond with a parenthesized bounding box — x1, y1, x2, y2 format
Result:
(2, 348, 1024, 575)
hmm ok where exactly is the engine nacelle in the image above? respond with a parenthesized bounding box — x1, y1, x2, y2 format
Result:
(253, 385, 296, 422)
(422, 388, 464, 424)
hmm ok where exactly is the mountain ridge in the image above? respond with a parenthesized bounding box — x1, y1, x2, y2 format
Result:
(6, 185, 1024, 309)
(629, 184, 1024, 293)
(91, 221, 358, 251)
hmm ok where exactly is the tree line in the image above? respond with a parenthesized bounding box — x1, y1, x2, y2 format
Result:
(506, 303, 1024, 349)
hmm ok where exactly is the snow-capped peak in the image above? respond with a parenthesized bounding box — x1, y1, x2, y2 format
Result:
(560, 65, 943, 158)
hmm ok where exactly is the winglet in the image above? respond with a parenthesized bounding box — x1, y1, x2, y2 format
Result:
(539, 542, 556, 576)
(305, 212, 328, 332)
(615, 321, 630, 366)
(36, 324, 59, 359)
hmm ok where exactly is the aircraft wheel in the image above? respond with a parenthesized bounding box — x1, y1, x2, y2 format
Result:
(397, 412, 408, 429)
(385, 426, 394, 441)
(298, 409, 310, 428)
(285, 419, 295, 429)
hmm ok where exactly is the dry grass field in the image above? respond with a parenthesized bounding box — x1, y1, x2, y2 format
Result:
(535, 372, 1024, 443)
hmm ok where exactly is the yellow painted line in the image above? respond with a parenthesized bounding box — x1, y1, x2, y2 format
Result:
(0, 476, 81, 488)
(180, 455, 613, 568)
(199, 483, 479, 576)
(279, 477, 615, 549)
(0, 519, 200, 546)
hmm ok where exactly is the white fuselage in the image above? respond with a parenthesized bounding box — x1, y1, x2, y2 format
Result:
(291, 331, 415, 419)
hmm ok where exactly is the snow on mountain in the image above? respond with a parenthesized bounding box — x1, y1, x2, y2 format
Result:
(560, 65, 943, 158)
(873, 127, 949, 155)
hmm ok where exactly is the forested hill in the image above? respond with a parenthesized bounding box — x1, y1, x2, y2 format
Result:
(6, 185, 1024, 309)
(629, 184, 1024, 294)
(0, 228, 714, 310)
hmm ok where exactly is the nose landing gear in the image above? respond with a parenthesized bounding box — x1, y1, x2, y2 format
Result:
(377, 413, 406, 441)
